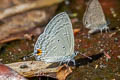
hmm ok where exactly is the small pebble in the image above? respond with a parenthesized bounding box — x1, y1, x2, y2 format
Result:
(70, 13, 78, 17)
(95, 65, 98, 69)
(99, 64, 106, 68)
(117, 55, 120, 59)
(110, 8, 117, 18)
(0, 59, 3, 62)
(65, 0, 70, 5)
(114, 38, 119, 42)
(9, 52, 12, 55)
(18, 48, 22, 52)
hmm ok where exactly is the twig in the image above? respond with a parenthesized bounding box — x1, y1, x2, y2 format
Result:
(0, 0, 63, 19)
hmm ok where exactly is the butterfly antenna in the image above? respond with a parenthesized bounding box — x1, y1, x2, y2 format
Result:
(21, 53, 35, 61)
(77, 51, 92, 60)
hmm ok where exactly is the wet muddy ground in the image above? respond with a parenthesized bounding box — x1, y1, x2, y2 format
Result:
(0, 0, 120, 80)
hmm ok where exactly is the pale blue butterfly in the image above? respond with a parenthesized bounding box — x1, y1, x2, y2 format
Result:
(33, 12, 77, 65)
(83, 0, 109, 34)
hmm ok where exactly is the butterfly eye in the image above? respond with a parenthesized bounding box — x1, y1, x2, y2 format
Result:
(37, 49, 42, 55)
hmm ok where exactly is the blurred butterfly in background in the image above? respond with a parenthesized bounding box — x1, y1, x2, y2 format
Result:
(33, 12, 77, 65)
(83, 0, 109, 34)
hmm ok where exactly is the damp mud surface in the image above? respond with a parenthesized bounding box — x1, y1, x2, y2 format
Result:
(0, 0, 120, 80)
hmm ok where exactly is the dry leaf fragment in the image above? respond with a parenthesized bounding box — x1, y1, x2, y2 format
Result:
(6, 61, 72, 80)
(56, 64, 72, 80)
(0, 0, 63, 19)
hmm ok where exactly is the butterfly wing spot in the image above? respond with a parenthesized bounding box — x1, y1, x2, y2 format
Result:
(62, 46, 65, 49)
(37, 49, 42, 56)
(57, 39, 60, 42)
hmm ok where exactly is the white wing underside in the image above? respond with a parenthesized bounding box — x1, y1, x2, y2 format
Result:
(83, 0, 109, 34)
(34, 12, 75, 62)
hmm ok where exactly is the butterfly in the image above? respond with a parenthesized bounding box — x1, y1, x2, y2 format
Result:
(33, 12, 77, 65)
(83, 0, 109, 34)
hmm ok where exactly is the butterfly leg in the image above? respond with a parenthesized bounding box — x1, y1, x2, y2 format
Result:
(59, 57, 66, 66)
(66, 61, 69, 65)
(105, 27, 110, 33)
(59, 61, 63, 66)
(100, 28, 103, 34)
(71, 59, 76, 65)
(66, 59, 71, 65)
